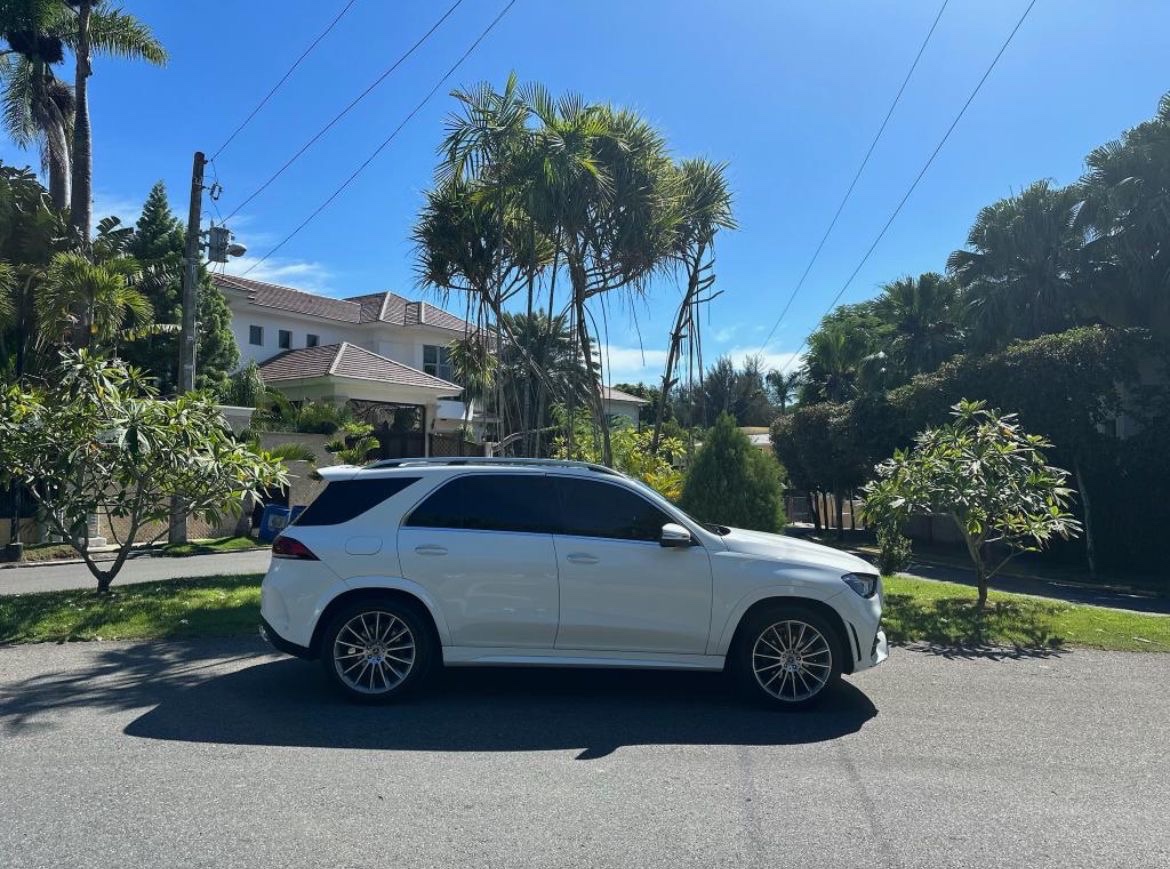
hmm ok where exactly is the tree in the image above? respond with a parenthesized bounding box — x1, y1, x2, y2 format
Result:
(652, 158, 735, 451)
(681, 412, 786, 532)
(553, 408, 685, 500)
(863, 400, 1081, 608)
(765, 368, 804, 414)
(447, 333, 497, 431)
(800, 303, 890, 403)
(121, 182, 238, 393)
(64, 0, 166, 241)
(947, 180, 1089, 351)
(0, 351, 285, 590)
(872, 272, 963, 379)
(1078, 91, 1170, 337)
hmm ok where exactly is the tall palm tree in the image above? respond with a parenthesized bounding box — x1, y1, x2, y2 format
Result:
(0, 53, 73, 209)
(947, 180, 1088, 350)
(873, 271, 963, 378)
(652, 158, 735, 452)
(1078, 91, 1170, 337)
(765, 368, 804, 414)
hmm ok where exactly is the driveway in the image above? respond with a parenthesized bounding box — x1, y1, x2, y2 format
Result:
(0, 549, 270, 596)
(0, 640, 1165, 868)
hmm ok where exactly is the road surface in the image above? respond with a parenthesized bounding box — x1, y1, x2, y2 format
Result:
(0, 639, 1165, 868)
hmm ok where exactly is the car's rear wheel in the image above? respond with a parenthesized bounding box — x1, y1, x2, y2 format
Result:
(320, 598, 434, 703)
(733, 605, 842, 709)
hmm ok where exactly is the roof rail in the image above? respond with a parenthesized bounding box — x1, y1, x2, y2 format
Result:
(365, 456, 620, 475)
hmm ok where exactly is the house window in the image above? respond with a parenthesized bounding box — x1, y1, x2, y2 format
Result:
(423, 344, 453, 381)
(306, 334, 319, 348)
(249, 325, 263, 346)
(278, 329, 292, 350)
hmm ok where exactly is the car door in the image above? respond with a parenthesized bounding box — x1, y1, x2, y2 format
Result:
(550, 475, 713, 654)
(397, 472, 559, 649)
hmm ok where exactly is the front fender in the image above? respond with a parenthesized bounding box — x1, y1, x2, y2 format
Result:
(709, 581, 846, 656)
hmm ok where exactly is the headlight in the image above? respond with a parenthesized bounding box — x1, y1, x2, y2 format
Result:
(842, 572, 879, 598)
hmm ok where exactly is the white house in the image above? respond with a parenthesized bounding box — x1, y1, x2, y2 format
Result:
(215, 274, 482, 445)
(601, 386, 649, 426)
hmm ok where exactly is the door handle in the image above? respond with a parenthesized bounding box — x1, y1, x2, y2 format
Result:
(566, 553, 599, 565)
(414, 545, 448, 556)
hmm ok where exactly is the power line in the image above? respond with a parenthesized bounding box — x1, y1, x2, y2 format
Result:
(757, 0, 950, 356)
(224, 0, 466, 222)
(241, 0, 517, 277)
(774, 0, 1038, 377)
(211, 0, 360, 161)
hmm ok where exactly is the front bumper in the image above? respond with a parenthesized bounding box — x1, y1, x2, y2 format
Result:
(259, 617, 314, 660)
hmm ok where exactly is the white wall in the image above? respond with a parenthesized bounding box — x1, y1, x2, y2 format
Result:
(231, 308, 355, 366)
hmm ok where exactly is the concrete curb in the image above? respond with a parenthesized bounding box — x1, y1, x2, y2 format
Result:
(0, 545, 269, 571)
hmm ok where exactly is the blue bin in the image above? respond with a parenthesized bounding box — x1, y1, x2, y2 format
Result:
(259, 504, 292, 543)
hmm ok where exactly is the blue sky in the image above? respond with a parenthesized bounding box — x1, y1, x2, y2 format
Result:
(2, 0, 1167, 382)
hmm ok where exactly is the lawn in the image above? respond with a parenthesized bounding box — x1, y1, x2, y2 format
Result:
(883, 575, 1170, 653)
(0, 574, 265, 644)
(0, 572, 1166, 652)
(160, 536, 265, 557)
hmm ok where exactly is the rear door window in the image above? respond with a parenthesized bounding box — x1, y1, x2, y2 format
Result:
(551, 477, 672, 542)
(293, 477, 420, 526)
(404, 474, 557, 534)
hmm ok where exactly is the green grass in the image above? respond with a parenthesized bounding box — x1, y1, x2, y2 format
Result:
(160, 536, 265, 557)
(0, 574, 264, 644)
(14, 542, 83, 563)
(883, 575, 1170, 653)
(1, 571, 1166, 652)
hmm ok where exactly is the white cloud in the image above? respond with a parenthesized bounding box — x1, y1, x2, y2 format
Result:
(92, 190, 141, 231)
(597, 344, 670, 385)
(725, 345, 806, 375)
(223, 257, 333, 293)
(711, 324, 739, 343)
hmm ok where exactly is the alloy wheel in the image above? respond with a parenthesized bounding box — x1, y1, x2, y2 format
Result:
(751, 619, 833, 702)
(332, 610, 416, 695)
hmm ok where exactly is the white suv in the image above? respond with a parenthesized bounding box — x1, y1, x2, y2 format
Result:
(260, 458, 887, 708)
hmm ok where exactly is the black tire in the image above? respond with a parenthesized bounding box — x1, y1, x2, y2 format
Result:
(319, 596, 436, 703)
(732, 604, 844, 710)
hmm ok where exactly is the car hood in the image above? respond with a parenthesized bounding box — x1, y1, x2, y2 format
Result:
(717, 527, 875, 575)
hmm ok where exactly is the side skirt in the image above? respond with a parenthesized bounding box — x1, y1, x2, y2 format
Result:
(443, 646, 726, 671)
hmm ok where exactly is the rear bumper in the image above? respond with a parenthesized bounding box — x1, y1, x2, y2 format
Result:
(259, 617, 314, 660)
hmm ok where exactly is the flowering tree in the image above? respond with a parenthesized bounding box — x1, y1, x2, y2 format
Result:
(863, 400, 1080, 607)
(0, 351, 286, 591)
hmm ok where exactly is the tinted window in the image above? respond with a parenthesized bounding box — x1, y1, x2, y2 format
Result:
(278, 329, 292, 349)
(553, 477, 672, 542)
(405, 474, 556, 533)
(249, 325, 263, 345)
(293, 477, 420, 526)
(306, 333, 319, 347)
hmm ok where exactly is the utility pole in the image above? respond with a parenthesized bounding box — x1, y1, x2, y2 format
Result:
(168, 150, 206, 544)
(178, 150, 206, 393)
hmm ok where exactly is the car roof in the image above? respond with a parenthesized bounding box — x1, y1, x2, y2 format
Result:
(316, 457, 627, 483)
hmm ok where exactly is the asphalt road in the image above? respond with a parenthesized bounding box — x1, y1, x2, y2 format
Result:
(0, 549, 271, 595)
(0, 640, 1166, 869)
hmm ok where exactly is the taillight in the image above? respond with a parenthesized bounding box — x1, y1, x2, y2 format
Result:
(272, 535, 318, 560)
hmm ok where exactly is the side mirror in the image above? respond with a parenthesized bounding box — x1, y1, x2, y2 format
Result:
(660, 523, 693, 548)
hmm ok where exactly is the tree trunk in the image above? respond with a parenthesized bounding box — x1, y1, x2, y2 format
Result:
(960, 524, 989, 610)
(834, 488, 845, 542)
(46, 123, 71, 212)
(1072, 457, 1097, 580)
(808, 490, 821, 534)
(69, 0, 93, 243)
(653, 245, 705, 454)
(568, 257, 611, 466)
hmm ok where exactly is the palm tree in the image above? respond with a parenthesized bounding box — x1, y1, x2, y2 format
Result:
(447, 333, 497, 434)
(947, 180, 1088, 350)
(1078, 91, 1170, 337)
(873, 272, 963, 379)
(652, 158, 735, 452)
(802, 320, 878, 404)
(34, 250, 152, 353)
(0, 52, 73, 209)
(766, 368, 804, 414)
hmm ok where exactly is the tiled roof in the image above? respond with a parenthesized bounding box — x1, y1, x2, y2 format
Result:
(215, 274, 362, 323)
(213, 274, 475, 333)
(601, 386, 649, 404)
(257, 342, 459, 391)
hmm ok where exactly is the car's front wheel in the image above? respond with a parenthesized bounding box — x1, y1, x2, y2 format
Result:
(320, 598, 435, 703)
(733, 605, 842, 709)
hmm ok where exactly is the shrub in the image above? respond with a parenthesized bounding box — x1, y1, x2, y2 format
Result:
(875, 524, 913, 576)
(681, 413, 786, 532)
